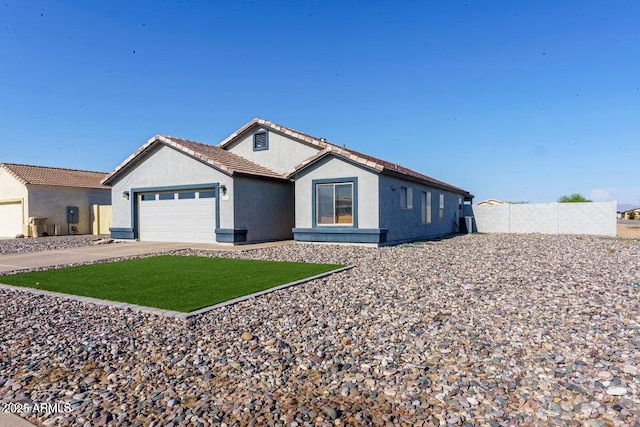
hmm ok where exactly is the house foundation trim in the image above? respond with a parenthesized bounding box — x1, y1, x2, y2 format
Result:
(292, 227, 388, 244)
(215, 228, 248, 243)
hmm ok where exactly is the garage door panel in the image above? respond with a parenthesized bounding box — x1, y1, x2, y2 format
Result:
(138, 190, 216, 243)
(0, 202, 23, 237)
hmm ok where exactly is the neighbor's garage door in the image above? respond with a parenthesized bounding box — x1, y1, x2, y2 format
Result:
(138, 189, 217, 243)
(0, 201, 23, 237)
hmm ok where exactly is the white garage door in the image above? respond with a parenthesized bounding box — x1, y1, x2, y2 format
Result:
(0, 201, 23, 238)
(138, 189, 217, 243)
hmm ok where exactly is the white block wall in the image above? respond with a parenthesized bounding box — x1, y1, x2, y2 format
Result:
(473, 202, 616, 236)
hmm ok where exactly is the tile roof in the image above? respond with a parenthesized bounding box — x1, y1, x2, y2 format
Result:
(1, 163, 109, 189)
(102, 135, 284, 185)
(220, 118, 472, 197)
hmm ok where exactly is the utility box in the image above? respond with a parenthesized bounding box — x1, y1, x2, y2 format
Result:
(66, 206, 79, 224)
(29, 217, 48, 238)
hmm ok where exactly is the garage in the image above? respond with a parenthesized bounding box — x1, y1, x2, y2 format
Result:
(138, 189, 217, 243)
(0, 201, 23, 238)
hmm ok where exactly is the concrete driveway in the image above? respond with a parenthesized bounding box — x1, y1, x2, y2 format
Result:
(0, 413, 36, 427)
(0, 240, 294, 273)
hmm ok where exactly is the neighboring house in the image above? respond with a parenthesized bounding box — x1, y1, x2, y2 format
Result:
(103, 119, 473, 245)
(475, 199, 505, 206)
(0, 163, 111, 238)
(621, 208, 640, 220)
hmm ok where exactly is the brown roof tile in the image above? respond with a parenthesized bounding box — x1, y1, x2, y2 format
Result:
(102, 135, 284, 185)
(1, 163, 109, 189)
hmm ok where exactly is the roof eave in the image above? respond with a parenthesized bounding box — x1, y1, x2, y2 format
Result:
(233, 171, 289, 182)
(287, 150, 383, 179)
(381, 169, 472, 198)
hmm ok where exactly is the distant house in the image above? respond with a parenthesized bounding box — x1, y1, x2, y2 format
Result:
(475, 198, 505, 206)
(0, 163, 111, 238)
(103, 118, 473, 246)
(621, 208, 640, 220)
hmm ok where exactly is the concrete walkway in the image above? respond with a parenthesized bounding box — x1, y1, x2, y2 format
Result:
(0, 413, 37, 427)
(0, 240, 295, 273)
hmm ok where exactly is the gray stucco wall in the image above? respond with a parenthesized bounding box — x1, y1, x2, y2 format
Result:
(27, 185, 111, 235)
(378, 175, 464, 244)
(294, 156, 379, 229)
(233, 177, 294, 242)
(109, 144, 234, 232)
(473, 201, 616, 236)
(225, 129, 320, 175)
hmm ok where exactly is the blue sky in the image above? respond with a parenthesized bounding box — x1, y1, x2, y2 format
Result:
(1, 1, 639, 205)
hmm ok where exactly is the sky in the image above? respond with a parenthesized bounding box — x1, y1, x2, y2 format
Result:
(1, 1, 639, 206)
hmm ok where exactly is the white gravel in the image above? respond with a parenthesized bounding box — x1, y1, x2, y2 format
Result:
(1, 233, 639, 426)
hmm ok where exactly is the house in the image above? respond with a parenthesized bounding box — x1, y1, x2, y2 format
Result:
(0, 163, 112, 238)
(103, 119, 473, 246)
(621, 208, 640, 220)
(475, 198, 505, 206)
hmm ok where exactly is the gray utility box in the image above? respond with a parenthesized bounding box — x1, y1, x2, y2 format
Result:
(29, 217, 48, 237)
(66, 206, 79, 223)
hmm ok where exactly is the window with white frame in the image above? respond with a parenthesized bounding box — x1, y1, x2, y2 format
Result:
(316, 182, 354, 225)
(439, 194, 445, 222)
(400, 186, 413, 209)
(421, 191, 432, 224)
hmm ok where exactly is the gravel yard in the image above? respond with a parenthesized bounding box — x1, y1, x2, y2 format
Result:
(0, 235, 112, 255)
(1, 234, 639, 426)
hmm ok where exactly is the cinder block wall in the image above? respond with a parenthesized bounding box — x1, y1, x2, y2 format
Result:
(473, 201, 616, 236)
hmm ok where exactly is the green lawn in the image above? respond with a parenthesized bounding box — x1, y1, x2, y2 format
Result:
(0, 256, 343, 312)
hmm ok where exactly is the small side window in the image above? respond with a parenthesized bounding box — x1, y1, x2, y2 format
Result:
(253, 131, 268, 151)
(400, 187, 413, 209)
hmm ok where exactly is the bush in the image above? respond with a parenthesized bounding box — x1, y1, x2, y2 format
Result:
(628, 211, 637, 220)
(557, 193, 592, 203)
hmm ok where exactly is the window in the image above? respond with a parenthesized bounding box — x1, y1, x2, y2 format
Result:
(158, 193, 174, 200)
(253, 131, 268, 151)
(199, 190, 216, 199)
(316, 182, 353, 226)
(141, 194, 155, 201)
(421, 191, 432, 224)
(178, 191, 196, 199)
(400, 187, 413, 209)
(439, 194, 445, 222)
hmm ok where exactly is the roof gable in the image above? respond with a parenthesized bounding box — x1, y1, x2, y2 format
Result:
(0, 163, 109, 190)
(102, 135, 284, 185)
(222, 119, 470, 197)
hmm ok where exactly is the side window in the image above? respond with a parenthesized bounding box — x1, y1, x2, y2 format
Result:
(400, 187, 413, 209)
(439, 194, 445, 223)
(422, 191, 432, 224)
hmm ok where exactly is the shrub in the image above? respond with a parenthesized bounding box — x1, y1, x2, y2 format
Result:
(558, 193, 592, 203)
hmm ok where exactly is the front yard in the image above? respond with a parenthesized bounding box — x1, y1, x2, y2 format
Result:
(1, 234, 639, 426)
(0, 255, 343, 312)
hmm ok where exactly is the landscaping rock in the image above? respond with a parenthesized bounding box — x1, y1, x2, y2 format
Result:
(1, 234, 639, 425)
(0, 235, 114, 255)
